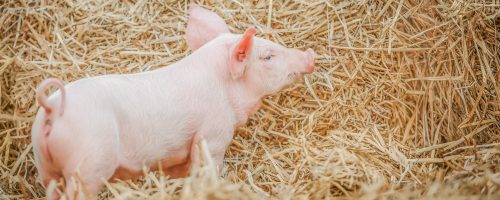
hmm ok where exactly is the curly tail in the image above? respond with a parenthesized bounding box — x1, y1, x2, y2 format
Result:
(36, 78, 66, 116)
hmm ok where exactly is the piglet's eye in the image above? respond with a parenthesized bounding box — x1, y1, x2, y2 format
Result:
(263, 55, 272, 61)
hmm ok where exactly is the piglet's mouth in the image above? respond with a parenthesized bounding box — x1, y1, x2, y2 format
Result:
(287, 72, 305, 81)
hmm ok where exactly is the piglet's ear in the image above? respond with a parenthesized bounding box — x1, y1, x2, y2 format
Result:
(186, 4, 230, 51)
(229, 28, 256, 80)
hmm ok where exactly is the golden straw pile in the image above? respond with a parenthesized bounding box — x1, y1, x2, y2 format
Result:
(1, 0, 499, 199)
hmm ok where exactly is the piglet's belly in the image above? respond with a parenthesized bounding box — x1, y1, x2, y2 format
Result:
(110, 154, 191, 181)
(110, 139, 194, 181)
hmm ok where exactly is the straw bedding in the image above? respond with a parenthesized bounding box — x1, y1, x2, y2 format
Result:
(1, 0, 499, 199)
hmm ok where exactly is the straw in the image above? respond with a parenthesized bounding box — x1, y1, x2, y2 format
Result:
(0, 0, 499, 199)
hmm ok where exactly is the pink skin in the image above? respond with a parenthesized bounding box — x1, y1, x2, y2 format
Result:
(31, 4, 315, 200)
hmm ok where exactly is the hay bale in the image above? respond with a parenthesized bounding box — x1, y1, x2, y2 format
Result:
(0, 0, 498, 199)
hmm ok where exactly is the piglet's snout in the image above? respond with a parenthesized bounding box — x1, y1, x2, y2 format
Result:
(303, 48, 316, 73)
(293, 48, 315, 74)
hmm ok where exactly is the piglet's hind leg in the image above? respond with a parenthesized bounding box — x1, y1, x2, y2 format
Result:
(59, 140, 120, 199)
(62, 158, 118, 200)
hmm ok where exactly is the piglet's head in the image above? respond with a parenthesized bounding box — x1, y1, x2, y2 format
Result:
(186, 4, 316, 95)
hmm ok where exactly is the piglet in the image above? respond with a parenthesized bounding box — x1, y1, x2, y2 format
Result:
(31, 4, 315, 200)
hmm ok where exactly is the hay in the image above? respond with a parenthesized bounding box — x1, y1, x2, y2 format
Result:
(0, 0, 499, 199)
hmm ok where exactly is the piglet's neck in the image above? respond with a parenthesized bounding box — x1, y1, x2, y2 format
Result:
(227, 77, 265, 126)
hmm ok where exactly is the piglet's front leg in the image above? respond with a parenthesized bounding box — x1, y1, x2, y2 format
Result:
(189, 134, 227, 176)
